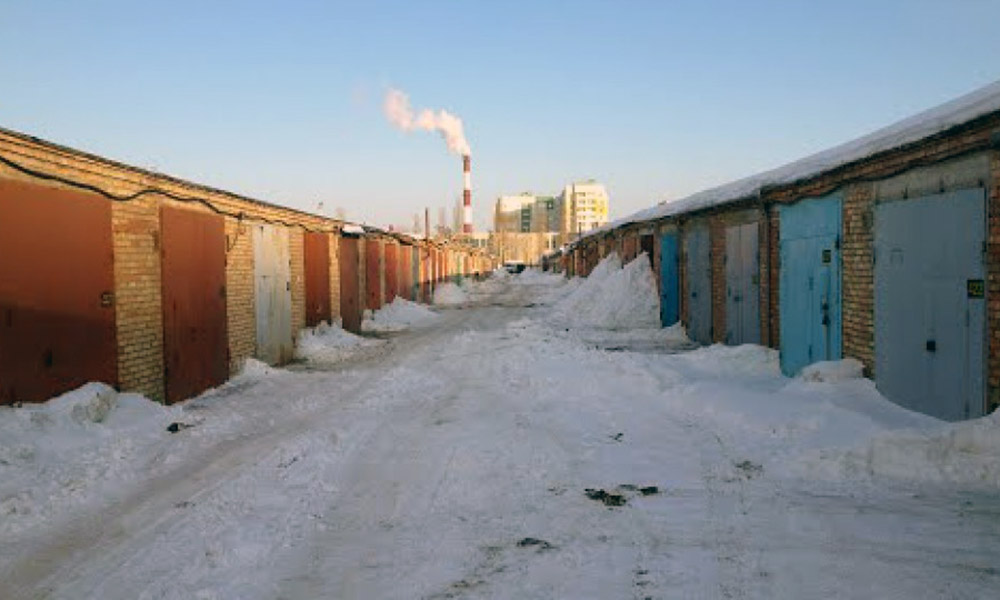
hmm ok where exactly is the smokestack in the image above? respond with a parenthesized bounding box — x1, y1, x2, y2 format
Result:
(462, 154, 472, 234)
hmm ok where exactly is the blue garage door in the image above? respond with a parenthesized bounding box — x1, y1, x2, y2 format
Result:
(660, 232, 679, 326)
(725, 222, 760, 345)
(779, 193, 842, 376)
(875, 189, 986, 421)
(685, 225, 711, 345)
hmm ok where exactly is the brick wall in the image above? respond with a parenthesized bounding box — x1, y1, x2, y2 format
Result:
(709, 216, 726, 343)
(989, 150, 1000, 412)
(289, 229, 305, 335)
(111, 197, 164, 401)
(841, 183, 875, 377)
(225, 217, 255, 374)
(763, 207, 779, 349)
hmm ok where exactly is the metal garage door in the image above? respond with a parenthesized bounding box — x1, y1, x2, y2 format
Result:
(366, 239, 382, 310)
(875, 189, 985, 421)
(304, 232, 331, 327)
(339, 236, 361, 333)
(384, 242, 398, 303)
(411, 246, 420, 300)
(780, 194, 842, 376)
(685, 224, 712, 345)
(660, 232, 680, 327)
(725, 222, 760, 345)
(253, 224, 293, 365)
(161, 206, 228, 403)
(0, 179, 117, 404)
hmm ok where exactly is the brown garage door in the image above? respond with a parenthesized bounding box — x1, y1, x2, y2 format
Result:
(384, 242, 398, 303)
(0, 179, 117, 404)
(161, 205, 228, 404)
(366, 238, 382, 311)
(304, 232, 331, 327)
(339, 236, 361, 333)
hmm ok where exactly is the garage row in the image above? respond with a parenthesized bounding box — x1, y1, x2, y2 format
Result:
(553, 82, 1000, 421)
(0, 128, 490, 406)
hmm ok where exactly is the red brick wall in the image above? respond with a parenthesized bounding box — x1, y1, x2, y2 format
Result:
(710, 216, 726, 343)
(840, 183, 875, 377)
(989, 150, 1000, 412)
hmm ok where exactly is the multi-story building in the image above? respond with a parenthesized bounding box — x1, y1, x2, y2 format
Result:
(491, 181, 610, 264)
(559, 180, 609, 241)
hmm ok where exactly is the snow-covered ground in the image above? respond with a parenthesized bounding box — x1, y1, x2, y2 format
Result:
(1, 266, 998, 599)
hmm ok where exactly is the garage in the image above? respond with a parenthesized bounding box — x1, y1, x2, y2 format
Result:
(253, 223, 293, 365)
(779, 193, 842, 376)
(874, 188, 986, 420)
(0, 179, 117, 404)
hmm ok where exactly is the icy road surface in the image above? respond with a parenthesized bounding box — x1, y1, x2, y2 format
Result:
(2, 272, 1000, 599)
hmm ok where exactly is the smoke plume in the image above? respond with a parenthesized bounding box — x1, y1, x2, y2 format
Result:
(384, 88, 471, 156)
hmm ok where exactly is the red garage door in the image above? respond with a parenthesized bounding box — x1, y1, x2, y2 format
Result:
(384, 242, 398, 303)
(161, 206, 228, 404)
(339, 236, 361, 333)
(0, 179, 117, 404)
(304, 232, 332, 327)
(366, 239, 382, 311)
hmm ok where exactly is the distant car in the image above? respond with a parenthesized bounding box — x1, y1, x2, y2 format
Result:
(504, 261, 526, 274)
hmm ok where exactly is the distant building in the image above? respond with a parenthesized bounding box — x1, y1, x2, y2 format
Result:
(491, 180, 610, 264)
(559, 180, 609, 240)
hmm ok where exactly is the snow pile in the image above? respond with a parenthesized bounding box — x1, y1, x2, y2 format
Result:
(362, 297, 439, 332)
(800, 358, 865, 383)
(433, 282, 468, 306)
(296, 321, 380, 364)
(552, 252, 660, 329)
(0, 383, 178, 536)
(806, 410, 1000, 489)
(236, 358, 280, 380)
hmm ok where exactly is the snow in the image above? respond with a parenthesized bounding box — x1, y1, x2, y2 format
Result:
(295, 321, 381, 364)
(580, 79, 1000, 243)
(1, 274, 999, 598)
(552, 252, 661, 330)
(432, 281, 468, 306)
(800, 358, 865, 383)
(361, 297, 439, 333)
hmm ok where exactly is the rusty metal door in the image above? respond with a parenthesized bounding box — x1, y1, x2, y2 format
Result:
(339, 236, 361, 333)
(399, 246, 411, 300)
(366, 238, 382, 310)
(161, 206, 228, 404)
(0, 179, 117, 404)
(253, 224, 293, 365)
(384, 242, 398, 303)
(304, 232, 331, 327)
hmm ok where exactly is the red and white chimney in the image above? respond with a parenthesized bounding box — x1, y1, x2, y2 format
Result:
(462, 154, 473, 234)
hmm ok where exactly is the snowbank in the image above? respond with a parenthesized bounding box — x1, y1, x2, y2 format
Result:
(800, 358, 865, 383)
(433, 282, 468, 306)
(363, 297, 439, 332)
(805, 410, 1000, 489)
(552, 252, 660, 329)
(296, 321, 380, 363)
(0, 383, 178, 536)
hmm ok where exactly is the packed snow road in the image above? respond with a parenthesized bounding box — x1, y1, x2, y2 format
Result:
(2, 267, 1000, 599)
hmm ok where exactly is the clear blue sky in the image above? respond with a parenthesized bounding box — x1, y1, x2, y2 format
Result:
(2, 1, 999, 230)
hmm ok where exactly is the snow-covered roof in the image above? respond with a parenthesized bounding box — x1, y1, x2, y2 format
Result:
(341, 223, 366, 235)
(582, 80, 1000, 242)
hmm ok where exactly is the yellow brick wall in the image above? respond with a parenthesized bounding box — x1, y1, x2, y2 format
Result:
(289, 228, 306, 336)
(225, 217, 255, 374)
(111, 197, 164, 401)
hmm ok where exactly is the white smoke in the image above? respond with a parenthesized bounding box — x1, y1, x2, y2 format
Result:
(384, 88, 471, 156)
